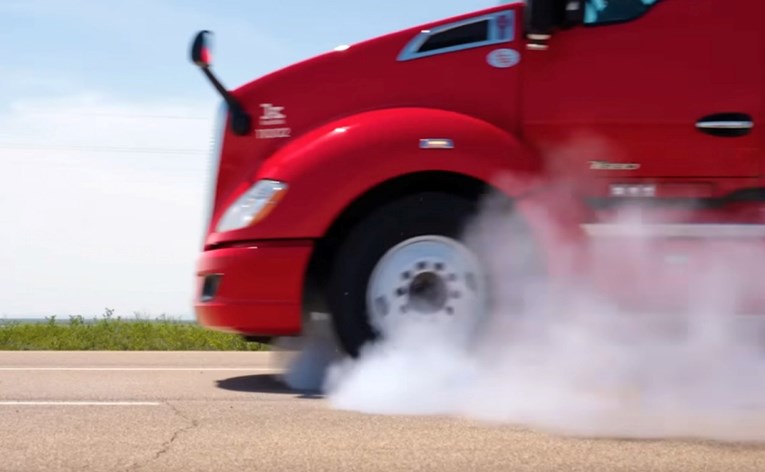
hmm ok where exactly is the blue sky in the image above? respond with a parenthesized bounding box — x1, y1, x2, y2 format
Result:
(2, 0, 500, 103)
(0, 1, 499, 319)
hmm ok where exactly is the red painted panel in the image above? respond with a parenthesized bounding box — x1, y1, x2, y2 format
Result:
(194, 242, 313, 335)
(522, 0, 765, 187)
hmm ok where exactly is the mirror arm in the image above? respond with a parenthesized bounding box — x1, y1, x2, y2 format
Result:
(190, 31, 251, 136)
(200, 66, 231, 105)
(198, 66, 251, 135)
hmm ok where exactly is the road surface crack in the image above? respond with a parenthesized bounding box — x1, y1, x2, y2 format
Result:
(128, 402, 198, 471)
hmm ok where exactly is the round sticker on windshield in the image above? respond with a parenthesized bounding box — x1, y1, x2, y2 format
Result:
(487, 48, 520, 69)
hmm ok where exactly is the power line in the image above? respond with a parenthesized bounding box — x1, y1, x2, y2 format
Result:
(8, 111, 212, 121)
(0, 133, 214, 142)
(0, 143, 208, 155)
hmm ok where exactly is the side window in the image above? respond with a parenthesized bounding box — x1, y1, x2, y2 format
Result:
(398, 11, 515, 61)
(584, 0, 660, 25)
(418, 20, 490, 53)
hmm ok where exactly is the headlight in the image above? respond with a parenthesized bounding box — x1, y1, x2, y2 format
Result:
(216, 180, 288, 232)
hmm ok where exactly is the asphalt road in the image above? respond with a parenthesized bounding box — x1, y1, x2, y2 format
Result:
(1, 351, 764, 472)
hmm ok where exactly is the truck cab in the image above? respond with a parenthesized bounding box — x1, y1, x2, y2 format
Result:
(191, 0, 765, 356)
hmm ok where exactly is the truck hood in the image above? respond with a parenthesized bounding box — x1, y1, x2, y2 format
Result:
(208, 3, 524, 237)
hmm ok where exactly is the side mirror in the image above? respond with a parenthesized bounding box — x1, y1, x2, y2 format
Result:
(191, 31, 213, 68)
(189, 30, 252, 136)
(525, 0, 583, 50)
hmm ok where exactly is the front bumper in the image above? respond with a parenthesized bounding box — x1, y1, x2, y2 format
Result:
(194, 241, 313, 336)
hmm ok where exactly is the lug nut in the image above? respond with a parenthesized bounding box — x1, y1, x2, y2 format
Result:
(375, 296, 389, 316)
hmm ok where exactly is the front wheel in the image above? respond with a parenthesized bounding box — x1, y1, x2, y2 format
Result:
(326, 192, 490, 357)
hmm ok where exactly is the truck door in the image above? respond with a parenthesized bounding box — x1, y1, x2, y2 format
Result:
(521, 0, 765, 197)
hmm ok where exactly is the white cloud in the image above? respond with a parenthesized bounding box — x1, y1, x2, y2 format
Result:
(0, 94, 218, 318)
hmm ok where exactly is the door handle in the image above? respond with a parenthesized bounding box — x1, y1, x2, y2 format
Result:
(696, 113, 754, 137)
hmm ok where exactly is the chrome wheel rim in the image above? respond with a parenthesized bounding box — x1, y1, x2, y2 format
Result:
(366, 235, 487, 335)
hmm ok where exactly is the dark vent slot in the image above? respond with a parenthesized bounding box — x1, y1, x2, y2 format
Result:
(418, 20, 490, 53)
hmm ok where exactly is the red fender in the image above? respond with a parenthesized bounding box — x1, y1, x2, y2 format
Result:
(208, 108, 546, 240)
(207, 107, 588, 278)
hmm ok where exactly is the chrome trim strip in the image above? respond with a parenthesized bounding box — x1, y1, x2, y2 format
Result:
(696, 121, 754, 130)
(582, 223, 765, 238)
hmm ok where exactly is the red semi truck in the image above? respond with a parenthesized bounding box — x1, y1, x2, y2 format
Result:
(190, 0, 765, 356)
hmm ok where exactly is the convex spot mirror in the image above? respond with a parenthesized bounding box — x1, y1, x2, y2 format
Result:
(191, 31, 213, 68)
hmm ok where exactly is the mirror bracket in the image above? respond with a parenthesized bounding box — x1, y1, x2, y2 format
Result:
(190, 31, 251, 136)
(525, 0, 584, 50)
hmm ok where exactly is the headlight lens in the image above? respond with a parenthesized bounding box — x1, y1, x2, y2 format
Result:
(216, 180, 288, 232)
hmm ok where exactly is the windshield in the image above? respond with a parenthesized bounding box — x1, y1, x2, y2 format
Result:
(584, 0, 660, 25)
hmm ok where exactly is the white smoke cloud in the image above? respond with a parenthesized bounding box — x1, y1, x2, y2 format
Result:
(321, 192, 765, 443)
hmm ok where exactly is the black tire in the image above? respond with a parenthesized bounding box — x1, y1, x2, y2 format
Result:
(326, 192, 482, 357)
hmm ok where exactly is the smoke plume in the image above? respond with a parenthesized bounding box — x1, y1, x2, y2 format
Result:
(322, 193, 765, 443)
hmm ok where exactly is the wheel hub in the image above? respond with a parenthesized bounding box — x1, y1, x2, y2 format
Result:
(366, 235, 486, 333)
(407, 271, 448, 314)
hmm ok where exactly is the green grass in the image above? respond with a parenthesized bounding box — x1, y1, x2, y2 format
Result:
(0, 308, 266, 351)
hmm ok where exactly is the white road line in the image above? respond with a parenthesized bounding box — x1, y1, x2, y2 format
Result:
(0, 401, 161, 406)
(0, 367, 278, 372)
